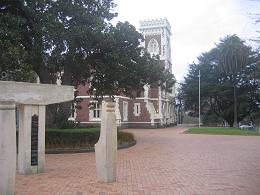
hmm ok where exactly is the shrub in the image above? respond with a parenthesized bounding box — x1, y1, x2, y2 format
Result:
(55, 111, 76, 129)
(117, 131, 135, 144)
(46, 128, 100, 148)
(46, 128, 135, 149)
(202, 111, 222, 126)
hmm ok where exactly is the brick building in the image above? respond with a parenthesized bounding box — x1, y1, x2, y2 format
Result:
(72, 18, 176, 128)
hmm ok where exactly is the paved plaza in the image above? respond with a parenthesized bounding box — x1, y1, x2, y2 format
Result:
(16, 125, 260, 195)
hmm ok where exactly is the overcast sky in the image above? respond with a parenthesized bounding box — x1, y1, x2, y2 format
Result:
(112, 0, 260, 82)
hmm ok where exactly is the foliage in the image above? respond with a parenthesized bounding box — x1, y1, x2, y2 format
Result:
(182, 115, 199, 124)
(1, 1, 175, 127)
(218, 35, 251, 75)
(1, 0, 117, 83)
(0, 0, 117, 126)
(45, 128, 135, 149)
(0, 1, 174, 91)
(217, 35, 254, 126)
(202, 110, 223, 126)
(182, 35, 260, 127)
(86, 21, 175, 98)
(46, 128, 100, 148)
(159, 69, 176, 93)
(117, 131, 135, 144)
(186, 127, 260, 136)
(0, 6, 35, 81)
(54, 109, 76, 129)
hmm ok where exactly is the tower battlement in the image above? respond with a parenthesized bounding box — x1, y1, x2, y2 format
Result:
(139, 18, 171, 34)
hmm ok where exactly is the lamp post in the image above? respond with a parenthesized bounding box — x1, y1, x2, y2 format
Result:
(198, 70, 201, 128)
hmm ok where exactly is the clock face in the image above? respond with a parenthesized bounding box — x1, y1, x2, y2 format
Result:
(147, 38, 160, 56)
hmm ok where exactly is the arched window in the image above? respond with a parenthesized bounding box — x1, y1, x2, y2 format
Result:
(147, 38, 159, 55)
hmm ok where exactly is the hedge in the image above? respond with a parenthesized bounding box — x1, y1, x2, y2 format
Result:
(45, 128, 135, 149)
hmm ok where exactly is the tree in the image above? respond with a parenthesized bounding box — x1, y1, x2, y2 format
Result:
(217, 35, 252, 127)
(182, 35, 260, 127)
(1, 0, 119, 84)
(85, 22, 174, 98)
(1, 1, 175, 127)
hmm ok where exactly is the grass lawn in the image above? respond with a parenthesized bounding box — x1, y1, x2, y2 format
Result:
(186, 127, 260, 136)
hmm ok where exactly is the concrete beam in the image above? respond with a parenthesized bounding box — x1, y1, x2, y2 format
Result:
(0, 81, 74, 105)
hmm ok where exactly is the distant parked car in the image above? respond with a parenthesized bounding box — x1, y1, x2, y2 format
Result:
(239, 124, 254, 130)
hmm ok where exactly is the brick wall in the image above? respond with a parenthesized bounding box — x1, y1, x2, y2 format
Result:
(75, 98, 90, 122)
(149, 87, 159, 99)
(75, 84, 162, 128)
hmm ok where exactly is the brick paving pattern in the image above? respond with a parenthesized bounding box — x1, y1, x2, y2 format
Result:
(16, 125, 260, 195)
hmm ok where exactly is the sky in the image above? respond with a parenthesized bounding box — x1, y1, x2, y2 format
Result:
(112, 0, 260, 82)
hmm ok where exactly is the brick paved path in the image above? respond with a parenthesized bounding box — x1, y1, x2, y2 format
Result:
(16, 125, 260, 195)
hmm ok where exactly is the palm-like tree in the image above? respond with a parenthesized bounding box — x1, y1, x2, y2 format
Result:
(217, 35, 251, 127)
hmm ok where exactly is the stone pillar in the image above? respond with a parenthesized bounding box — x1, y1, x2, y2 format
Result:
(158, 86, 163, 124)
(114, 97, 121, 127)
(18, 104, 46, 174)
(95, 101, 117, 182)
(0, 102, 16, 195)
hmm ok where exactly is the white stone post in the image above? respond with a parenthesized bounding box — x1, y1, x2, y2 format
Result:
(95, 101, 117, 182)
(18, 105, 46, 174)
(158, 86, 163, 125)
(0, 102, 16, 195)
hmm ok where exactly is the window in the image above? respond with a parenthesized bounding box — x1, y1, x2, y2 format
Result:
(89, 102, 102, 121)
(123, 101, 128, 121)
(147, 38, 159, 55)
(133, 103, 141, 116)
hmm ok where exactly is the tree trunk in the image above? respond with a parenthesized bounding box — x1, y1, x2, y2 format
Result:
(51, 65, 74, 128)
(33, 62, 58, 127)
(33, 62, 51, 84)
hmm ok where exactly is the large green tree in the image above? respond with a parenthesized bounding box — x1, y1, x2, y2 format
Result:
(86, 21, 173, 98)
(217, 35, 252, 127)
(0, 0, 173, 91)
(182, 35, 260, 127)
(1, 1, 175, 127)
(1, 0, 117, 84)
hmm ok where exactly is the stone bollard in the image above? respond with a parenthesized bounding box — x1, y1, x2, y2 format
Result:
(0, 102, 16, 195)
(95, 101, 117, 182)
